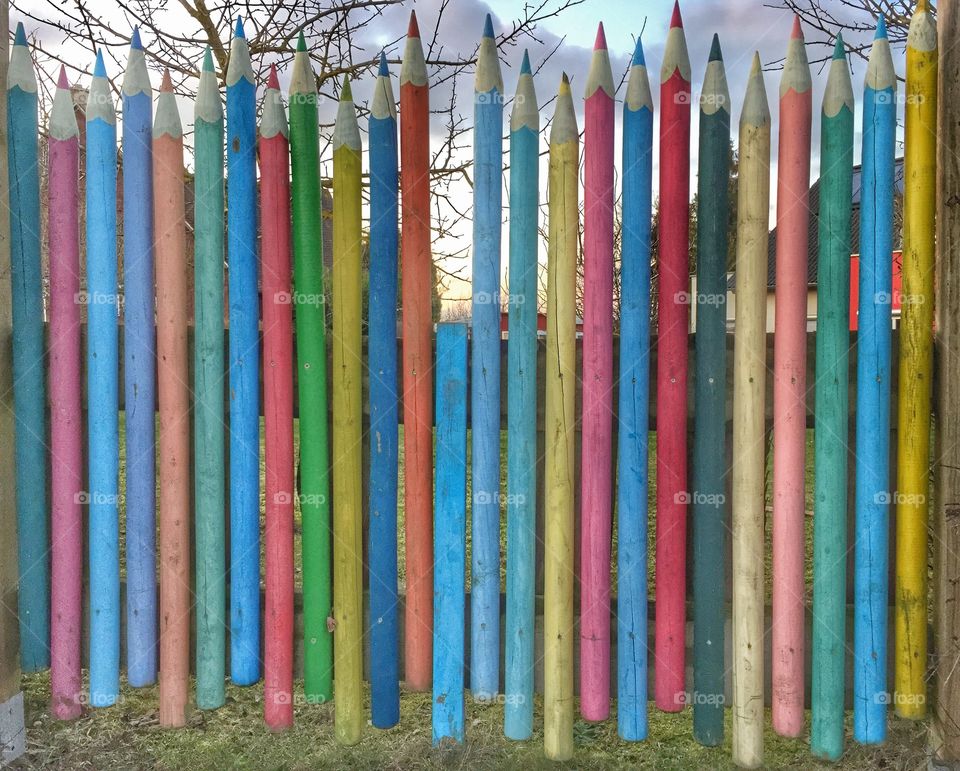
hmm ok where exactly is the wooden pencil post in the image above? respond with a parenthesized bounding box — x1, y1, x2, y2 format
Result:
(691, 33, 729, 747)
(332, 76, 364, 747)
(432, 323, 468, 747)
(810, 38, 854, 761)
(617, 37, 653, 743)
(504, 49, 539, 742)
(193, 46, 226, 712)
(400, 11, 434, 691)
(934, 1, 960, 762)
(288, 31, 333, 701)
(0, 4, 25, 759)
(579, 22, 615, 722)
(543, 74, 578, 762)
(260, 66, 294, 732)
(853, 18, 896, 744)
(86, 49, 120, 708)
(47, 66, 82, 721)
(121, 29, 157, 687)
(471, 14, 504, 703)
(368, 50, 401, 729)
(896, 0, 937, 719)
(226, 17, 261, 684)
(731, 54, 770, 770)
(655, 3, 692, 711)
(771, 18, 811, 738)
(154, 69, 190, 728)
(7, 20, 49, 673)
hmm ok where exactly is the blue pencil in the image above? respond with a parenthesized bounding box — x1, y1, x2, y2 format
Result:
(7, 21, 49, 672)
(617, 37, 653, 742)
(368, 51, 400, 729)
(85, 50, 121, 706)
(226, 17, 261, 683)
(504, 50, 539, 741)
(853, 17, 896, 744)
(432, 323, 468, 746)
(121, 27, 157, 687)
(470, 13, 504, 703)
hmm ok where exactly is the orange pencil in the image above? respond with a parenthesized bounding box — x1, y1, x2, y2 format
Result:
(154, 69, 190, 727)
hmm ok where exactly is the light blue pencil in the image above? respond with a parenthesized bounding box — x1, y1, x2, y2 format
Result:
(85, 50, 121, 707)
(504, 50, 539, 741)
(617, 37, 653, 742)
(121, 27, 157, 687)
(470, 14, 504, 702)
(853, 17, 897, 745)
(433, 323, 468, 746)
(7, 21, 49, 672)
(226, 17, 261, 683)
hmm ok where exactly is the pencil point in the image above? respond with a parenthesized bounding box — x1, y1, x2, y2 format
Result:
(160, 68, 173, 92)
(57, 65, 69, 90)
(341, 75, 353, 101)
(708, 33, 722, 62)
(379, 50, 390, 76)
(790, 15, 803, 40)
(483, 13, 494, 40)
(131, 26, 143, 50)
(670, 1, 683, 29)
(520, 49, 532, 74)
(297, 31, 307, 52)
(876, 15, 888, 39)
(14, 22, 26, 47)
(202, 46, 214, 72)
(94, 49, 107, 78)
(234, 16, 245, 39)
(833, 34, 845, 60)
(594, 22, 607, 51)
(267, 64, 279, 90)
(408, 10, 420, 39)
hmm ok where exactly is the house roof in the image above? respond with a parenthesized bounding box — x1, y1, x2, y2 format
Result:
(727, 156, 904, 291)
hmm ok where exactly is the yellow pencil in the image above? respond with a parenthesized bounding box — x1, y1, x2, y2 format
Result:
(732, 53, 770, 770)
(332, 76, 364, 745)
(543, 73, 578, 762)
(896, 0, 937, 720)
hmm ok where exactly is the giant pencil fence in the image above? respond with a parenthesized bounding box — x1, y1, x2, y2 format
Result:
(0, 2, 950, 766)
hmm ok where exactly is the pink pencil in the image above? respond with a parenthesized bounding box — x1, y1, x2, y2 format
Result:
(579, 22, 616, 722)
(48, 66, 83, 721)
(656, 1, 692, 712)
(771, 16, 812, 737)
(260, 66, 294, 731)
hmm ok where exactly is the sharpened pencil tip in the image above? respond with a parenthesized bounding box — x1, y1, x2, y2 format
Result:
(708, 33, 722, 62)
(14, 22, 27, 47)
(160, 67, 173, 92)
(408, 10, 420, 39)
(876, 15, 888, 39)
(234, 16, 245, 38)
(379, 50, 390, 76)
(297, 31, 307, 52)
(341, 75, 353, 101)
(790, 15, 803, 40)
(631, 38, 646, 67)
(833, 34, 845, 60)
(483, 13, 494, 40)
(131, 26, 143, 50)
(520, 49, 532, 74)
(267, 64, 279, 90)
(202, 46, 214, 72)
(594, 22, 607, 51)
(94, 49, 107, 77)
(670, 1, 683, 29)
(57, 65, 69, 89)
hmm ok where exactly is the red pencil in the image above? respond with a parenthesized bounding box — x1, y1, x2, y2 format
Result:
(400, 10, 434, 691)
(260, 66, 295, 731)
(580, 22, 616, 722)
(154, 68, 190, 728)
(48, 66, 82, 720)
(655, 0, 692, 712)
(771, 16, 812, 737)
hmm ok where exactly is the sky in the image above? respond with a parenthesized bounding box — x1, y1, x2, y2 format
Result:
(19, 0, 908, 306)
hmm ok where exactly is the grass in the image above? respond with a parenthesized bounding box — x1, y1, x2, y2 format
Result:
(17, 426, 923, 768)
(18, 671, 927, 769)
